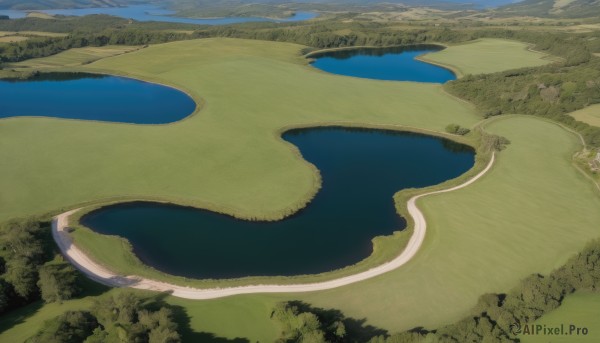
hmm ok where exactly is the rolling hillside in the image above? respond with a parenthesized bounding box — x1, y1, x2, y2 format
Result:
(495, 0, 600, 18)
(0, 0, 126, 10)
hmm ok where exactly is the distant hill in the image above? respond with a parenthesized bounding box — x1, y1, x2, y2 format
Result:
(0, 0, 132, 10)
(494, 0, 600, 18)
(7, 0, 598, 18)
(0, 0, 527, 12)
(437, 0, 522, 8)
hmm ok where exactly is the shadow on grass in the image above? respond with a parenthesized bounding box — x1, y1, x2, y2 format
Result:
(78, 273, 112, 297)
(0, 272, 111, 336)
(149, 292, 250, 343)
(288, 300, 388, 342)
(0, 301, 44, 335)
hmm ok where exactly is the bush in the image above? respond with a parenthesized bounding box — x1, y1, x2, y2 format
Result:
(445, 124, 471, 136)
(26, 311, 99, 343)
(90, 292, 181, 343)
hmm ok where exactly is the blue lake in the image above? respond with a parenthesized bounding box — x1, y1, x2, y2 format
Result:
(310, 45, 456, 83)
(81, 128, 475, 279)
(0, 73, 196, 124)
(0, 5, 318, 25)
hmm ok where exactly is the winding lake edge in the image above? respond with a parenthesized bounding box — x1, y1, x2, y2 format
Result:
(58, 122, 491, 289)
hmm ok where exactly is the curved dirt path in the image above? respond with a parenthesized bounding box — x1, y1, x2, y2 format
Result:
(53, 153, 495, 299)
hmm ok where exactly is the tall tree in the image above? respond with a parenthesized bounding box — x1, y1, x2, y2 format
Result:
(37, 263, 79, 303)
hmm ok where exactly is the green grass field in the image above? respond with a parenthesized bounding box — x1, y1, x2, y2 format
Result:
(0, 31, 66, 45)
(1, 38, 598, 342)
(10, 45, 142, 69)
(521, 292, 600, 343)
(420, 38, 555, 76)
(570, 104, 600, 127)
(0, 38, 479, 223)
(0, 31, 67, 38)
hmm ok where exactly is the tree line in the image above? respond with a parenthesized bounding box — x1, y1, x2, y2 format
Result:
(0, 219, 80, 314)
(27, 292, 181, 343)
(0, 219, 184, 342)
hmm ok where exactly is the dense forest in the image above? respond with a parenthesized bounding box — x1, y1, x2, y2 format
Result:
(273, 239, 600, 342)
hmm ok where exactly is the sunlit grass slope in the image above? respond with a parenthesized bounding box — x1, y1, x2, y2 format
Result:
(570, 104, 600, 127)
(422, 38, 555, 75)
(0, 38, 479, 222)
(521, 292, 600, 343)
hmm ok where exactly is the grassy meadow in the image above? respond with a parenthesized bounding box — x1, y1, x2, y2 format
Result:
(570, 104, 600, 127)
(521, 292, 600, 343)
(0, 35, 28, 43)
(9, 45, 143, 69)
(0, 31, 66, 45)
(0, 31, 67, 37)
(421, 38, 555, 75)
(0, 38, 479, 223)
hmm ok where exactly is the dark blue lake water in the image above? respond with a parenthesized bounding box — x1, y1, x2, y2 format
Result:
(310, 45, 456, 83)
(0, 5, 317, 25)
(81, 127, 475, 279)
(0, 73, 196, 124)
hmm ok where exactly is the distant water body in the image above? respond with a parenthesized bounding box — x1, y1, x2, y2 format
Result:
(310, 45, 456, 83)
(0, 5, 318, 25)
(0, 73, 196, 124)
